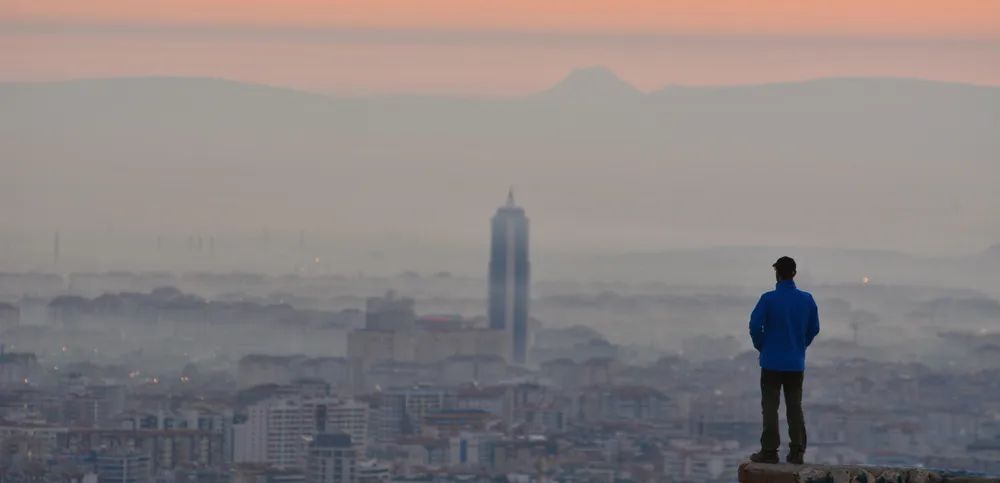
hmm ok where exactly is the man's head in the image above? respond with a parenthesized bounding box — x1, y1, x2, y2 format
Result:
(773, 256, 797, 281)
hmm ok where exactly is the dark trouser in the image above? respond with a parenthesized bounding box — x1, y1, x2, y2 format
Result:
(760, 369, 806, 454)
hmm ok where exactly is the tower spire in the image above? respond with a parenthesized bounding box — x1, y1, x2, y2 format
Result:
(506, 186, 515, 207)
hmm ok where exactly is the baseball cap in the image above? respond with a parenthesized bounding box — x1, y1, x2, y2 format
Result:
(773, 256, 797, 273)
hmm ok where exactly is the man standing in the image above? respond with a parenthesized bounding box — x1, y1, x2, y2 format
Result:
(749, 256, 820, 465)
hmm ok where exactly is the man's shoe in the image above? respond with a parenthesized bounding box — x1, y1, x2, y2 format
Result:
(750, 451, 779, 464)
(786, 451, 804, 465)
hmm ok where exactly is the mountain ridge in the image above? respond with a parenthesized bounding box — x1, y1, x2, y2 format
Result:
(5, 67, 997, 100)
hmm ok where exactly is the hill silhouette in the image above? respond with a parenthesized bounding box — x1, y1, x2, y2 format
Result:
(538, 66, 643, 100)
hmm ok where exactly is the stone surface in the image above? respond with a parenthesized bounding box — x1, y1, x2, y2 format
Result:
(739, 462, 1000, 483)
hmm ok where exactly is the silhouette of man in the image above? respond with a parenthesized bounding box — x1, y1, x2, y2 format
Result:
(749, 256, 819, 465)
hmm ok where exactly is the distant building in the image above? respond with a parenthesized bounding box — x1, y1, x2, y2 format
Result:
(349, 328, 507, 371)
(0, 351, 39, 386)
(238, 355, 349, 390)
(488, 190, 530, 364)
(57, 427, 224, 473)
(370, 387, 455, 443)
(234, 397, 334, 469)
(363, 360, 437, 391)
(299, 358, 351, 392)
(320, 399, 370, 451)
(661, 440, 744, 482)
(306, 433, 357, 483)
(233, 464, 306, 483)
(0, 421, 65, 467)
(364, 291, 415, 331)
(347, 320, 508, 391)
(356, 459, 390, 483)
(392, 437, 449, 471)
(448, 431, 502, 470)
(62, 384, 126, 428)
(424, 409, 495, 437)
(578, 385, 675, 423)
(0, 302, 19, 331)
(492, 437, 552, 474)
(415, 314, 465, 331)
(441, 355, 507, 386)
(96, 451, 152, 483)
(347, 330, 414, 375)
(414, 329, 508, 366)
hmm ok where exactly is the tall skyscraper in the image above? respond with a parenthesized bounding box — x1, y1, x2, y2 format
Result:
(488, 189, 530, 364)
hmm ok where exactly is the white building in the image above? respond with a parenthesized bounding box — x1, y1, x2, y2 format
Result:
(96, 451, 151, 483)
(323, 399, 370, 451)
(234, 397, 327, 469)
(662, 439, 744, 483)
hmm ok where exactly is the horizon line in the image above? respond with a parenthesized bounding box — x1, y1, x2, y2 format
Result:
(5, 70, 999, 99)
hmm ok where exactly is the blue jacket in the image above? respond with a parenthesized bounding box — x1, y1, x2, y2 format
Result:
(749, 280, 820, 371)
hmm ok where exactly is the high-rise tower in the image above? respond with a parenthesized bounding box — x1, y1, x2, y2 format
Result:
(488, 189, 530, 364)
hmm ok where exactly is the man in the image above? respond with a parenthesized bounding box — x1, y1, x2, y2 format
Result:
(748, 256, 820, 465)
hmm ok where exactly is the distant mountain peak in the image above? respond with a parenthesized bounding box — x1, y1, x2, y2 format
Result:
(542, 66, 642, 99)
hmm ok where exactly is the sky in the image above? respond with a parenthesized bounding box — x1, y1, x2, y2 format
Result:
(4, 0, 1000, 94)
(2, 1, 999, 275)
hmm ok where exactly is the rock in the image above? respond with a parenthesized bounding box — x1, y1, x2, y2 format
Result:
(738, 462, 1000, 483)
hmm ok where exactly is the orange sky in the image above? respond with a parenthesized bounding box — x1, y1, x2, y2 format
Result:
(8, 0, 1000, 38)
(4, 1, 1000, 93)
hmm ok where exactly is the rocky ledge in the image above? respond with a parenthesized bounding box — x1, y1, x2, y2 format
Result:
(738, 461, 1000, 483)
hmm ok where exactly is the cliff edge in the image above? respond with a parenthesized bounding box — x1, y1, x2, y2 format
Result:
(739, 461, 1000, 483)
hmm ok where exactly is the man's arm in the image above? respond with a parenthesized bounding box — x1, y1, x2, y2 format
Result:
(749, 295, 766, 351)
(805, 298, 820, 347)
